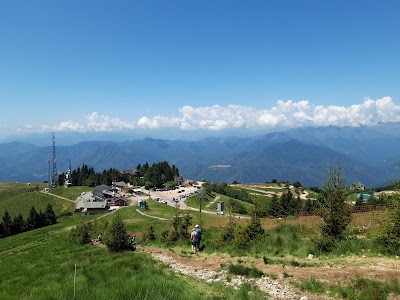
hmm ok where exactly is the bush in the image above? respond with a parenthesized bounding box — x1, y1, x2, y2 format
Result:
(163, 212, 192, 242)
(374, 202, 400, 254)
(70, 222, 92, 244)
(142, 224, 156, 241)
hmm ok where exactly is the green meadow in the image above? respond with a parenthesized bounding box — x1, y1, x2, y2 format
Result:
(0, 206, 261, 300)
(0, 183, 75, 218)
(1, 182, 400, 300)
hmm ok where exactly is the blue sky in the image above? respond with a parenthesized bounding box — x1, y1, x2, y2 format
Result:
(1, 0, 400, 140)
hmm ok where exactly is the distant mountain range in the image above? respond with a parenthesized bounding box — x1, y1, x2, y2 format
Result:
(0, 123, 399, 188)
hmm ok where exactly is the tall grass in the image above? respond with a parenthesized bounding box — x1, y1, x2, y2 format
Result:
(292, 276, 400, 300)
(0, 212, 267, 300)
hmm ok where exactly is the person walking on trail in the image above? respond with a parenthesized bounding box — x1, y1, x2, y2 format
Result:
(190, 228, 198, 254)
(194, 224, 202, 251)
(131, 235, 136, 251)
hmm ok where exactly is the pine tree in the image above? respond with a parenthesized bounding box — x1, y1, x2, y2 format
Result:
(70, 222, 92, 244)
(142, 225, 156, 241)
(27, 206, 40, 230)
(2, 210, 12, 237)
(104, 213, 130, 252)
(220, 206, 236, 243)
(316, 164, 352, 250)
(44, 203, 57, 225)
(268, 194, 281, 217)
(246, 197, 264, 241)
(12, 213, 26, 234)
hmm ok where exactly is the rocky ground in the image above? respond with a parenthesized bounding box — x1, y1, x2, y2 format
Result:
(140, 246, 340, 300)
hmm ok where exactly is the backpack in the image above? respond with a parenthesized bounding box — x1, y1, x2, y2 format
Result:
(195, 228, 202, 239)
(191, 231, 198, 243)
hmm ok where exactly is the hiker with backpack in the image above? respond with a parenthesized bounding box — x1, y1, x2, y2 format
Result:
(190, 228, 198, 254)
(194, 224, 202, 251)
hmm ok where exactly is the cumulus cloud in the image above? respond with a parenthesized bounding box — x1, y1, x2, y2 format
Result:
(28, 96, 400, 134)
(32, 112, 135, 132)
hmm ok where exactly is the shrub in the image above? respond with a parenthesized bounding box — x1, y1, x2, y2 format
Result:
(70, 222, 92, 244)
(164, 211, 192, 242)
(374, 202, 400, 254)
(142, 224, 156, 241)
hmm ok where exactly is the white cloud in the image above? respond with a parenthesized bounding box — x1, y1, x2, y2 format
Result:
(83, 112, 135, 131)
(17, 96, 400, 134)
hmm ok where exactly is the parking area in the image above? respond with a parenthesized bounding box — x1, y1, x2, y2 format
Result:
(149, 184, 202, 209)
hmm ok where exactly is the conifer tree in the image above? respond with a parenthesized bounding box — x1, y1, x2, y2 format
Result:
(104, 213, 130, 252)
(220, 206, 236, 244)
(27, 206, 40, 230)
(44, 203, 57, 225)
(12, 213, 26, 234)
(316, 164, 352, 250)
(2, 210, 12, 237)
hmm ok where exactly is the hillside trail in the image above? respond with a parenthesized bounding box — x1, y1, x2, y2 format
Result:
(91, 239, 400, 299)
(40, 190, 75, 203)
(206, 195, 220, 208)
(138, 245, 400, 299)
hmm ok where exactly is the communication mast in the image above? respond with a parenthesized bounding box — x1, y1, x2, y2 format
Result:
(51, 132, 57, 188)
(65, 159, 72, 187)
(48, 160, 51, 189)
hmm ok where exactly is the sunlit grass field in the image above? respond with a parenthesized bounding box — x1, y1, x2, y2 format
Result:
(1, 183, 399, 300)
(0, 205, 264, 300)
(0, 183, 75, 218)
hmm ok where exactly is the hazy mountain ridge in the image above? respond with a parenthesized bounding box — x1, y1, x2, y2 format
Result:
(0, 125, 399, 187)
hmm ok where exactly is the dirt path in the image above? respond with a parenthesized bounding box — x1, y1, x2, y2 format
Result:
(206, 195, 220, 208)
(135, 245, 400, 300)
(139, 245, 328, 300)
(40, 190, 75, 203)
(91, 237, 399, 300)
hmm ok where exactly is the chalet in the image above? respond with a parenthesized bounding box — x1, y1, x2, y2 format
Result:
(115, 181, 128, 190)
(93, 185, 112, 201)
(122, 168, 141, 180)
(82, 199, 108, 215)
(92, 184, 126, 206)
(111, 198, 128, 206)
(114, 181, 133, 194)
(102, 190, 123, 203)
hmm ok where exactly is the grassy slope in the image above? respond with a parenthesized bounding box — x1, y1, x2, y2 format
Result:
(2, 183, 399, 299)
(0, 208, 256, 300)
(0, 183, 75, 218)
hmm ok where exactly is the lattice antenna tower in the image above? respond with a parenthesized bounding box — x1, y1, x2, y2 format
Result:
(48, 160, 51, 189)
(52, 132, 57, 188)
(65, 159, 72, 187)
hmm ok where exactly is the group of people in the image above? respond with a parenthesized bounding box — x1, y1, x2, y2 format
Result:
(190, 224, 202, 254)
